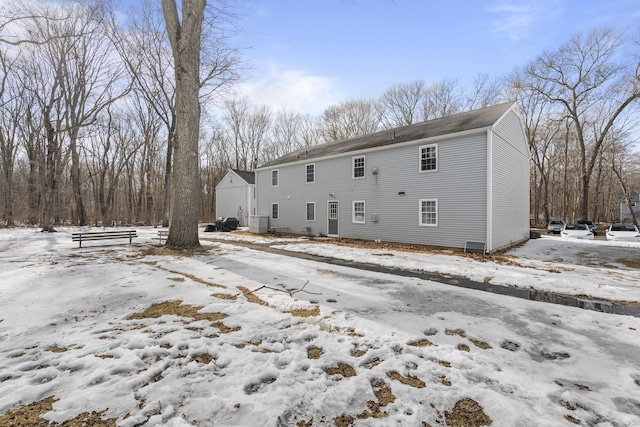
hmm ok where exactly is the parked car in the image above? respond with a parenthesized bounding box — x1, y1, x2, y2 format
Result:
(561, 223, 594, 240)
(547, 220, 565, 234)
(605, 224, 640, 242)
(577, 219, 597, 235)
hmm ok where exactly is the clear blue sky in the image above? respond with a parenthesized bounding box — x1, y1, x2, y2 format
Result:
(231, 0, 640, 115)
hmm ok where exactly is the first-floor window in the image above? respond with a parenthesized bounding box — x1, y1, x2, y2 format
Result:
(271, 203, 279, 220)
(352, 201, 365, 224)
(419, 199, 437, 226)
(306, 202, 315, 221)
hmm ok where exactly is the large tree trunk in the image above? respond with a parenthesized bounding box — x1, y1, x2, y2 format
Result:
(162, 0, 204, 249)
(41, 108, 58, 233)
(162, 129, 173, 227)
(69, 134, 88, 226)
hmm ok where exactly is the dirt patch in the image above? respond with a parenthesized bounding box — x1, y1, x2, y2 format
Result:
(211, 293, 237, 300)
(387, 371, 426, 388)
(457, 344, 470, 352)
(616, 258, 640, 269)
(440, 375, 452, 386)
(45, 345, 68, 353)
(127, 300, 227, 326)
(153, 266, 225, 288)
(469, 338, 492, 349)
(445, 329, 466, 338)
(192, 353, 214, 364)
(372, 380, 395, 406)
(445, 398, 493, 427)
(334, 414, 354, 427)
(0, 396, 117, 427)
(324, 362, 356, 379)
(287, 306, 320, 317)
(407, 338, 436, 347)
(307, 346, 323, 359)
(238, 286, 269, 306)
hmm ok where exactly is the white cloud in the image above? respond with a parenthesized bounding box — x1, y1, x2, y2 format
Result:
(239, 64, 342, 116)
(487, 0, 562, 42)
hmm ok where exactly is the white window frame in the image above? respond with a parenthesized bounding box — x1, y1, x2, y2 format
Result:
(306, 202, 316, 221)
(419, 144, 438, 172)
(305, 163, 315, 184)
(352, 155, 365, 179)
(419, 199, 438, 226)
(271, 203, 279, 220)
(271, 169, 279, 187)
(352, 200, 365, 224)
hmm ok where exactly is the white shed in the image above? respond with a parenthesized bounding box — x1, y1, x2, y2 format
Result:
(215, 169, 255, 226)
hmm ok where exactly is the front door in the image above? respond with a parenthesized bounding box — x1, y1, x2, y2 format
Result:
(328, 201, 339, 236)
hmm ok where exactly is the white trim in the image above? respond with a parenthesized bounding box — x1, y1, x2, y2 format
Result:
(305, 163, 315, 184)
(327, 200, 339, 237)
(486, 128, 493, 252)
(352, 200, 365, 224)
(418, 143, 438, 173)
(352, 155, 366, 179)
(418, 198, 438, 227)
(271, 202, 279, 220)
(271, 169, 279, 187)
(306, 202, 316, 222)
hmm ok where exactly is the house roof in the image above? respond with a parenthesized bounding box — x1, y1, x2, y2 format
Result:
(231, 169, 255, 184)
(258, 102, 517, 169)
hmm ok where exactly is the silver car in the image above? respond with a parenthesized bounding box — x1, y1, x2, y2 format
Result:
(547, 220, 565, 234)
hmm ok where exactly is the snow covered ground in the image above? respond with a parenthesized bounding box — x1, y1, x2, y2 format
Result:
(1, 227, 639, 426)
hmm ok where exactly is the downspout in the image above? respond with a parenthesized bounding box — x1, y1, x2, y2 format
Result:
(486, 128, 493, 253)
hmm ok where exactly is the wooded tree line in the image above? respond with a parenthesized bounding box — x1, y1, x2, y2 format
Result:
(1, 2, 639, 231)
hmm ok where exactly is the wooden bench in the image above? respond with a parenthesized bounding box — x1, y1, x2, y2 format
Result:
(157, 230, 169, 244)
(72, 230, 137, 248)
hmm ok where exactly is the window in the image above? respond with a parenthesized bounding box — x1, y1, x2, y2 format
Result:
(419, 199, 437, 226)
(271, 203, 279, 220)
(271, 170, 279, 186)
(420, 144, 437, 172)
(352, 201, 365, 224)
(353, 156, 365, 179)
(306, 202, 315, 221)
(306, 164, 315, 183)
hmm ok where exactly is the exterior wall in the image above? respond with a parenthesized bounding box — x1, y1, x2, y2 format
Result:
(489, 108, 530, 251)
(256, 132, 489, 249)
(215, 172, 255, 226)
(620, 201, 640, 223)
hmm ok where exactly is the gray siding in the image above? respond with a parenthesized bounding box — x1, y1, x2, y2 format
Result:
(257, 132, 488, 249)
(490, 109, 530, 250)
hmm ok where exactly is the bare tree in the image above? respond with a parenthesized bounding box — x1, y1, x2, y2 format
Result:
(422, 78, 464, 120)
(524, 28, 640, 220)
(465, 72, 505, 110)
(321, 99, 381, 142)
(161, 0, 206, 249)
(378, 80, 426, 128)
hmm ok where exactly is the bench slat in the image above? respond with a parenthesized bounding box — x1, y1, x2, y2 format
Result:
(72, 230, 137, 248)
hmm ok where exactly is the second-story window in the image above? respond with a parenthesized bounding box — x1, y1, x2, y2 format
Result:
(271, 170, 279, 186)
(420, 144, 437, 172)
(353, 156, 365, 179)
(306, 164, 315, 183)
